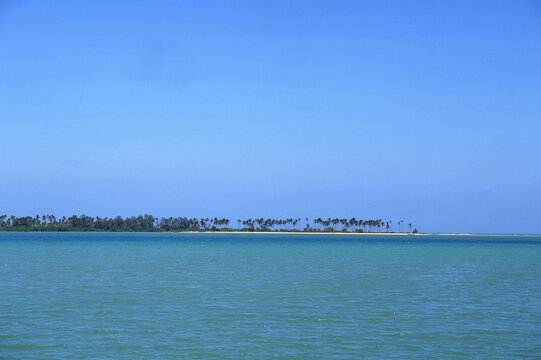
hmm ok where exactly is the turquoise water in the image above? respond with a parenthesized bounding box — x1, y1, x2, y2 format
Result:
(1, 233, 540, 359)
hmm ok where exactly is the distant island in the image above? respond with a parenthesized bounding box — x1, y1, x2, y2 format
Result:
(0, 214, 419, 233)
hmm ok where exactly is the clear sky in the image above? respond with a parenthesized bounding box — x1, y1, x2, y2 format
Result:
(1, 0, 540, 234)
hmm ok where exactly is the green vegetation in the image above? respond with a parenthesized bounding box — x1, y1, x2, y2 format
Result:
(0, 214, 418, 233)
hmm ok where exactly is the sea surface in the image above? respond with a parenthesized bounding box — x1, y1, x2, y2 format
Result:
(1, 232, 540, 359)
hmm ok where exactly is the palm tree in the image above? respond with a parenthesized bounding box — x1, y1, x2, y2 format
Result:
(332, 218, 339, 231)
(398, 220, 404, 233)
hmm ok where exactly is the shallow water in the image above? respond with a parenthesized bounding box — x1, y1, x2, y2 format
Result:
(1, 232, 540, 359)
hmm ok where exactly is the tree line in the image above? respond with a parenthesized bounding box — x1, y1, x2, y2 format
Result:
(0, 214, 418, 233)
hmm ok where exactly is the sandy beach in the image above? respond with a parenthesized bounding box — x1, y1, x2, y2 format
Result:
(179, 231, 428, 235)
(180, 232, 536, 236)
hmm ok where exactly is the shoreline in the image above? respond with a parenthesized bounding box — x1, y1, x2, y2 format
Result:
(178, 231, 423, 235)
(0, 230, 538, 236)
(177, 231, 509, 236)
(177, 231, 540, 236)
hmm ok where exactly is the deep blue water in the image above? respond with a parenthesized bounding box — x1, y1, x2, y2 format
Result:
(1, 232, 540, 359)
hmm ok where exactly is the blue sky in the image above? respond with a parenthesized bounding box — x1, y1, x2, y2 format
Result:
(1, 0, 540, 233)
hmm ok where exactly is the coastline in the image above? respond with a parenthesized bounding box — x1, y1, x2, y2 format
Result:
(178, 232, 539, 236)
(1, 230, 537, 236)
(180, 231, 429, 236)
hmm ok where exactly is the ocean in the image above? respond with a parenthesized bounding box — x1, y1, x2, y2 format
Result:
(1, 232, 540, 359)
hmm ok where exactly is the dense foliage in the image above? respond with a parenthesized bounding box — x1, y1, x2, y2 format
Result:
(0, 214, 417, 233)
